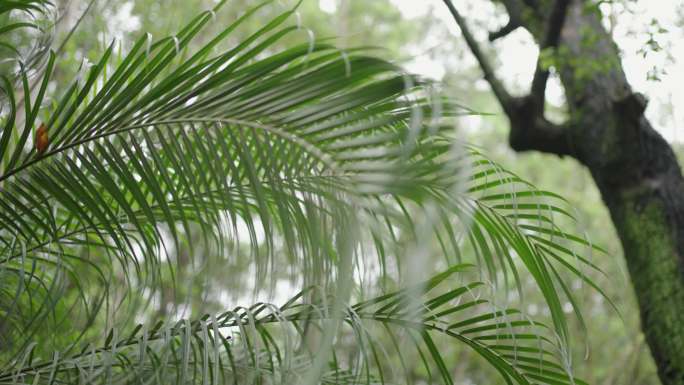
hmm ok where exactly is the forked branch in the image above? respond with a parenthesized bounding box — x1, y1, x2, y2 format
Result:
(443, 0, 574, 158)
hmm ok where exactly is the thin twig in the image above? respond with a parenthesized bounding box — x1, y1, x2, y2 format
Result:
(441, 0, 513, 114)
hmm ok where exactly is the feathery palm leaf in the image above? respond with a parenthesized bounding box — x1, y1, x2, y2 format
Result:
(0, 1, 609, 384)
(0, 265, 584, 385)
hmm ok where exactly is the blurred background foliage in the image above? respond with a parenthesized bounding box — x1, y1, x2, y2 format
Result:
(17, 0, 684, 382)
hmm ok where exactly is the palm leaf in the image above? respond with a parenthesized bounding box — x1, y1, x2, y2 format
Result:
(0, 1, 610, 383)
(0, 266, 585, 385)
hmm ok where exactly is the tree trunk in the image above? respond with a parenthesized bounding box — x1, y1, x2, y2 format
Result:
(447, 1, 684, 383)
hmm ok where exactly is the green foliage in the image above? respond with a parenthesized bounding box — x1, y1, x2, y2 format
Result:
(0, 0, 54, 79)
(0, 1, 609, 384)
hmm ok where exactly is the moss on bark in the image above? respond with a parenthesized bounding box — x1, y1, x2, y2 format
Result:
(613, 196, 684, 384)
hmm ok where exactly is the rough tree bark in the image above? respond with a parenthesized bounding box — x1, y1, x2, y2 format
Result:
(443, 1, 684, 383)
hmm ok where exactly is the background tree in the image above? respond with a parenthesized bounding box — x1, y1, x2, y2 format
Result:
(443, 0, 684, 383)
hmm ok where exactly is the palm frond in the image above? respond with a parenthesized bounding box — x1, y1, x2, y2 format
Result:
(0, 1, 611, 383)
(0, 266, 585, 385)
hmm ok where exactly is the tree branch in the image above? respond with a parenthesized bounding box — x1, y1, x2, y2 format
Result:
(530, 0, 572, 106)
(520, 0, 545, 19)
(507, 96, 573, 157)
(522, 0, 540, 8)
(442, 0, 514, 114)
(443, 0, 574, 159)
(489, 19, 520, 41)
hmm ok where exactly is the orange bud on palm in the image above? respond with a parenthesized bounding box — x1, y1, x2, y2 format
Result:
(35, 123, 48, 155)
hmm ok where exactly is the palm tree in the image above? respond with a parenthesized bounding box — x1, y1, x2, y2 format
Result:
(0, 1, 608, 384)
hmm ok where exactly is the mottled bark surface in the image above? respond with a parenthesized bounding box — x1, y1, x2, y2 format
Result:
(446, 1, 684, 383)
